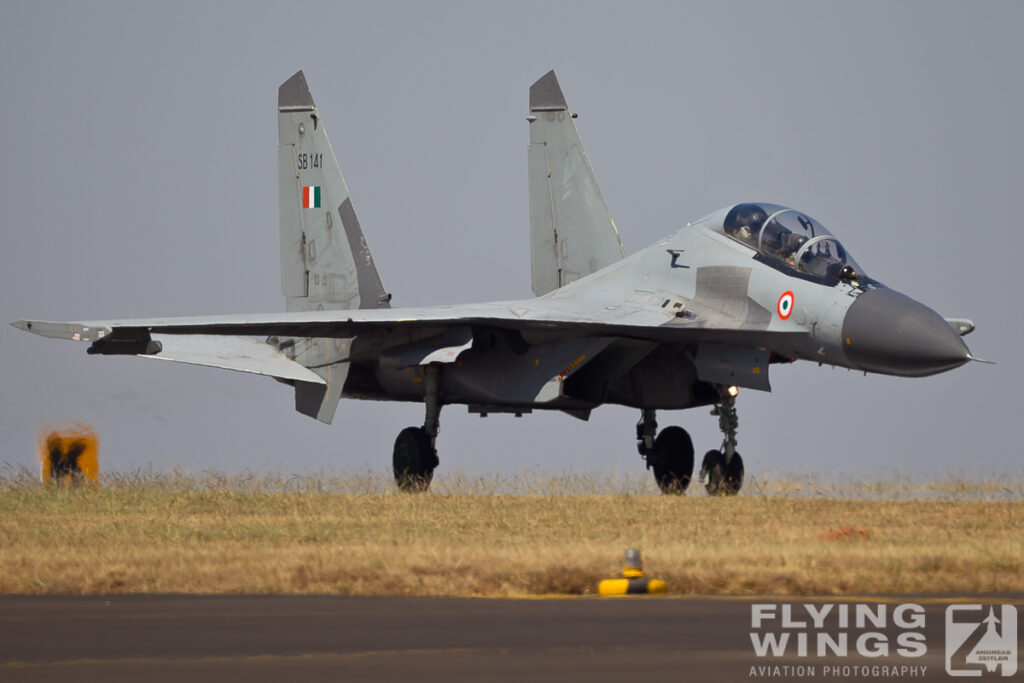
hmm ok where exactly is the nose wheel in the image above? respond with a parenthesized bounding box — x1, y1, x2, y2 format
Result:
(699, 449, 744, 496)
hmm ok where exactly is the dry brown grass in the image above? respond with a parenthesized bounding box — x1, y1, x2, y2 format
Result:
(0, 468, 1021, 596)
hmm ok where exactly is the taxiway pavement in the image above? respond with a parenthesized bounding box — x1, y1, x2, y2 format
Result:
(1, 594, 1020, 682)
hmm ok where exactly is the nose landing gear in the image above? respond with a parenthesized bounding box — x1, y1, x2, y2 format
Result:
(698, 387, 745, 496)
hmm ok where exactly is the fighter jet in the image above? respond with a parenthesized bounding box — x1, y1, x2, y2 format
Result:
(11, 70, 981, 495)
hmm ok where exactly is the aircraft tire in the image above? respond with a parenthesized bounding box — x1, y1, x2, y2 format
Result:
(701, 450, 744, 496)
(393, 426, 436, 493)
(651, 426, 695, 494)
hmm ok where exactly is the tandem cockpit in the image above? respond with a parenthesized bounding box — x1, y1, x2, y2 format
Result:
(715, 203, 865, 283)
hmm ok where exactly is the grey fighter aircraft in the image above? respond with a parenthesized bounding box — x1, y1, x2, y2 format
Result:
(12, 71, 980, 495)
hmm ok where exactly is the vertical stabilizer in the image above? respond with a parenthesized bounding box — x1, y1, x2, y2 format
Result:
(277, 70, 390, 423)
(528, 71, 626, 296)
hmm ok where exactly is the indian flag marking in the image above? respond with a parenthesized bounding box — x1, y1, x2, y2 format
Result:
(302, 186, 321, 209)
(777, 291, 795, 320)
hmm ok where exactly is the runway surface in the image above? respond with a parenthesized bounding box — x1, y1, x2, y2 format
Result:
(1, 594, 1020, 682)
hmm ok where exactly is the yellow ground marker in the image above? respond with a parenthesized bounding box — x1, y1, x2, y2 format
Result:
(598, 549, 667, 596)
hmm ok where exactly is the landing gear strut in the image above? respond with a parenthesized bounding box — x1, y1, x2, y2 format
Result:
(393, 366, 441, 492)
(699, 386, 745, 496)
(638, 409, 695, 494)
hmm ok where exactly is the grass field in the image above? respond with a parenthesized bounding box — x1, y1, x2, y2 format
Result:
(1, 467, 1021, 596)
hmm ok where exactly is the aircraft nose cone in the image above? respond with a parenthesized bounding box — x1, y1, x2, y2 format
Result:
(842, 287, 971, 377)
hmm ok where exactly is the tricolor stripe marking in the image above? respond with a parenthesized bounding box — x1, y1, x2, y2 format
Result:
(302, 186, 321, 209)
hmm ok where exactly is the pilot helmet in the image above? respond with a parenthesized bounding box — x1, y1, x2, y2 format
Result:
(726, 203, 767, 234)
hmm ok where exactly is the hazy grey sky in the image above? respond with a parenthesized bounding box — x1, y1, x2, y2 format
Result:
(2, 1, 1021, 481)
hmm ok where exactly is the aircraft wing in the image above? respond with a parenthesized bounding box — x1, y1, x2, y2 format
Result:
(12, 298, 807, 350)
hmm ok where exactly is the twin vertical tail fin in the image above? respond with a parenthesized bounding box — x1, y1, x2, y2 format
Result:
(276, 70, 620, 420)
(278, 70, 389, 312)
(277, 70, 390, 423)
(528, 71, 626, 296)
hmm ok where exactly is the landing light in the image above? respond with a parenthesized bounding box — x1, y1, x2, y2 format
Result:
(727, 385, 739, 398)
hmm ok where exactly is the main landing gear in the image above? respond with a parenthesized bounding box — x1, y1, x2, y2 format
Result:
(393, 368, 746, 496)
(638, 386, 745, 496)
(637, 409, 695, 494)
(393, 367, 441, 492)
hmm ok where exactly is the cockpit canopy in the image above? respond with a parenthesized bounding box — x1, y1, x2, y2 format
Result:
(718, 203, 863, 280)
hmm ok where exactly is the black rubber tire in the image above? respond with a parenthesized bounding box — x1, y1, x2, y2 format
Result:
(702, 449, 744, 496)
(392, 426, 436, 493)
(651, 426, 695, 494)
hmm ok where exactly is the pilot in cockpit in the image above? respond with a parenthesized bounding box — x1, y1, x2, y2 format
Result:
(779, 232, 808, 265)
(780, 215, 814, 264)
(724, 203, 767, 244)
(762, 217, 809, 265)
(723, 203, 861, 280)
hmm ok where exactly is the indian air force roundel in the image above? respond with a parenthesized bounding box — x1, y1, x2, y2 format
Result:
(777, 291, 794, 320)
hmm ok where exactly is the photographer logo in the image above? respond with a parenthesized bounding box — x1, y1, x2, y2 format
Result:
(945, 605, 1017, 677)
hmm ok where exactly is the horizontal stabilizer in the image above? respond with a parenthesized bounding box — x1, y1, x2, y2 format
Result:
(142, 335, 326, 383)
(8, 320, 326, 384)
